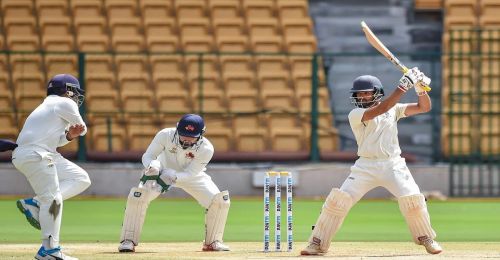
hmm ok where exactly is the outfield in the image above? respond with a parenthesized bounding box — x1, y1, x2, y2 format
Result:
(1, 198, 500, 259)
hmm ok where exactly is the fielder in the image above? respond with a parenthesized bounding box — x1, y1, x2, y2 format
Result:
(118, 114, 230, 252)
(10, 74, 91, 260)
(301, 68, 442, 255)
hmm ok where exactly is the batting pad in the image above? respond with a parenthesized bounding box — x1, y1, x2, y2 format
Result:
(204, 190, 230, 245)
(120, 187, 156, 245)
(309, 188, 352, 252)
(398, 194, 436, 244)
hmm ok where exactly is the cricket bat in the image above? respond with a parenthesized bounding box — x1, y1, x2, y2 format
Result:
(361, 21, 431, 91)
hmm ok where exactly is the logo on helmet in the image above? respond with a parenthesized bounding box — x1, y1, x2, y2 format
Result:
(185, 125, 195, 132)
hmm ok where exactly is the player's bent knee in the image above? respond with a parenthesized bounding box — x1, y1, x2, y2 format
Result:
(209, 190, 230, 209)
(398, 193, 427, 214)
(323, 188, 353, 216)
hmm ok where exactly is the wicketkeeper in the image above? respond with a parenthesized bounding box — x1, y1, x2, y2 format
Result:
(118, 114, 231, 252)
(301, 68, 442, 255)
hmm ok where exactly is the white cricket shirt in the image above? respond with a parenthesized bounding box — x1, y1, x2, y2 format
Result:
(348, 103, 408, 159)
(142, 128, 214, 180)
(16, 95, 87, 153)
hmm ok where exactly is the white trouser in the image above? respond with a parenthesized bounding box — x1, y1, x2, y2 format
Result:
(12, 147, 91, 247)
(144, 172, 221, 209)
(340, 157, 421, 203)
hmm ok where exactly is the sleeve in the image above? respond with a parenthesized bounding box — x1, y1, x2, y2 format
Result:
(395, 103, 409, 121)
(142, 130, 167, 169)
(174, 145, 214, 181)
(54, 99, 87, 136)
(57, 132, 70, 147)
(348, 108, 366, 127)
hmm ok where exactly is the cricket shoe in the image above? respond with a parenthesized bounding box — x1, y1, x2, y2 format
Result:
(35, 246, 78, 260)
(16, 198, 40, 230)
(118, 240, 136, 252)
(419, 236, 443, 254)
(300, 238, 327, 256)
(202, 241, 230, 251)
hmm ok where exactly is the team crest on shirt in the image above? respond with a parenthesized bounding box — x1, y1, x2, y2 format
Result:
(186, 152, 195, 159)
(169, 147, 177, 154)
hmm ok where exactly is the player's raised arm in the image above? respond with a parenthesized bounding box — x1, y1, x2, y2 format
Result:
(359, 68, 420, 122)
(403, 75, 432, 117)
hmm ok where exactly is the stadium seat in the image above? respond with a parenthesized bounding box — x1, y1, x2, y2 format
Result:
(281, 18, 314, 38)
(4, 17, 39, 51)
(87, 114, 127, 152)
(37, 0, 73, 51)
(0, 114, 19, 140)
(144, 17, 179, 51)
(205, 128, 233, 152)
(71, 0, 102, 16)
(220, 55, 253, 74)
(480, 133, 499, 155)
(284, 35, 317, 53)
(223, 72, 256, 94)
(296, 87, 331, 113)
(119, 74, 155, 113)
(441, 90, 473, 113)
(247, 18, 280, 37)
(115, 55, 148, 75)
(191, 90, 227, 113)
(110, 18, 145, 52)
(184, 54, 219, 80)
(105, 0, 137, 19)
(479, 0, 500, 27)
(261, 90, 296, 111)
(480, 94, 499, 113)
(140, 0, 172, 20)
(243, 0, 274, 19)
(150, 55, 185, 76)
(44, 55, 78, 79)
(441, 114, 474, 134)
(444, 0, 478, 28)
(441, 127, 473, 156)
(126, 114, 158, 151)
(213, 18, 248, 51)
(414, 0, 442, 10)
(276, 0, 309, 19)
(250, 35, 283, 52)
(232, 114, 263, 129)
(226, 90, 260, 113)
(156, 89, 191, 113)
(74, 17, 109, 52)
(255, 55, 288, 75)
(85, 54, 114, 75)
(159, 113, 185, 129)
(1, 0, 33, 17)
(209, 0, 240, 18)
(270, 128, 305, 152)
(234, 128, 268, 152)
(0, 55, 12, 111)
(257, 72, 290, 93)
(175, 0, 207, 17)
(265, 112, 300, 129)
(85, 74, 119, 113)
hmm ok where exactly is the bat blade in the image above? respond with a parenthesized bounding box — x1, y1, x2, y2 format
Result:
(360, 21, 431, 91)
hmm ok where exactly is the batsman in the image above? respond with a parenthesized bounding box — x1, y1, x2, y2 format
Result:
(301, 68, 442, 255)
(118, 114, 231, 252)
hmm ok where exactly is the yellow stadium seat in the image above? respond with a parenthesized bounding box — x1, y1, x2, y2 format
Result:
(85, 74, 119, 113)
(140, 0, 172, 20)
(235, 128, 268, 152)
(10, 54, 43, 75)
(115, 55, 148, 75)
(232, 114, 263, 129)
(191, 90, 227, 113)
(250, 35, 283, 52)
(45, 55, 78, 78)
(265, 112, 300, 129)
(441, 114, 475, 134)
(85, 54, 114, 75)
(480, 0, 500, 27)
(247, 18, 280, 37)
(270, 128, 305, 152)
(150, 55, 184, 76)
(255, 55, 288, 75)
(184, 54, 219, 80)
(480, 133, 499, 155)
(74, 18, 110, 52)
(296, 87, 331, 113)
(223, 72, 256, 94)
(220, 55, 253, 74)
(110, 18, 145, 52)
(414, 0, 442, 10)
(261, 89, 296, 111)
(257, 72, 290, 93)
(119, 74, 155, 113)
(126, 115, 158, 151)
(205, 128, 233, 152)
(1, 0, 33, 17)
(4, 17, 40, 51)
(156, 90, 191, 113)
(281, 18, 314, 37)
(87, 114, 127, 152)
(144, 17, 177, 38)
(444, 0, 478, 28)
(105, 0, 137, 19)
(0, 55, 13, 111)
(276, 0, 309, 19)
(36, 0, 67, 17)
(243, 0, 274, 19)
(285, 35, 317, 53)
(71, 0, 102, 17)
(159, 113, 185, 129)
(0, 114, 18, 140)
(480, 94, 499, 113)
(441, 127, 474, 156)
(209, 0, 240, 18)
(226, 90, 259, 113)
(175, 0, 207, 17)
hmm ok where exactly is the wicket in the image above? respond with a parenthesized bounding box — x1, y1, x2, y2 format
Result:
(264, 171, 293, 252)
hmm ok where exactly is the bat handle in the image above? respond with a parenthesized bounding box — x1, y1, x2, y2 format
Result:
(401, 66, 432, 92)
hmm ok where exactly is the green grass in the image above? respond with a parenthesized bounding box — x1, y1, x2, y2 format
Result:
(1, 198, 499, 243)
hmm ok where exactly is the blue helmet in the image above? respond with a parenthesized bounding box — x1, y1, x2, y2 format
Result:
(47, 74, 85, 107)
(349, 75, 384, 108)
(176, 114, 206, 149)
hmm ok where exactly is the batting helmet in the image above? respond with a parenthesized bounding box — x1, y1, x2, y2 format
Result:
(47, 74, 85, 107)
(349, 75, 384, 108)
(177, 114, 206, 138)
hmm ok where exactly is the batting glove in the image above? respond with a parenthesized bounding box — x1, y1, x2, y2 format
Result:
(415, 74, 431, 96)
(398, 67, 420, 92)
